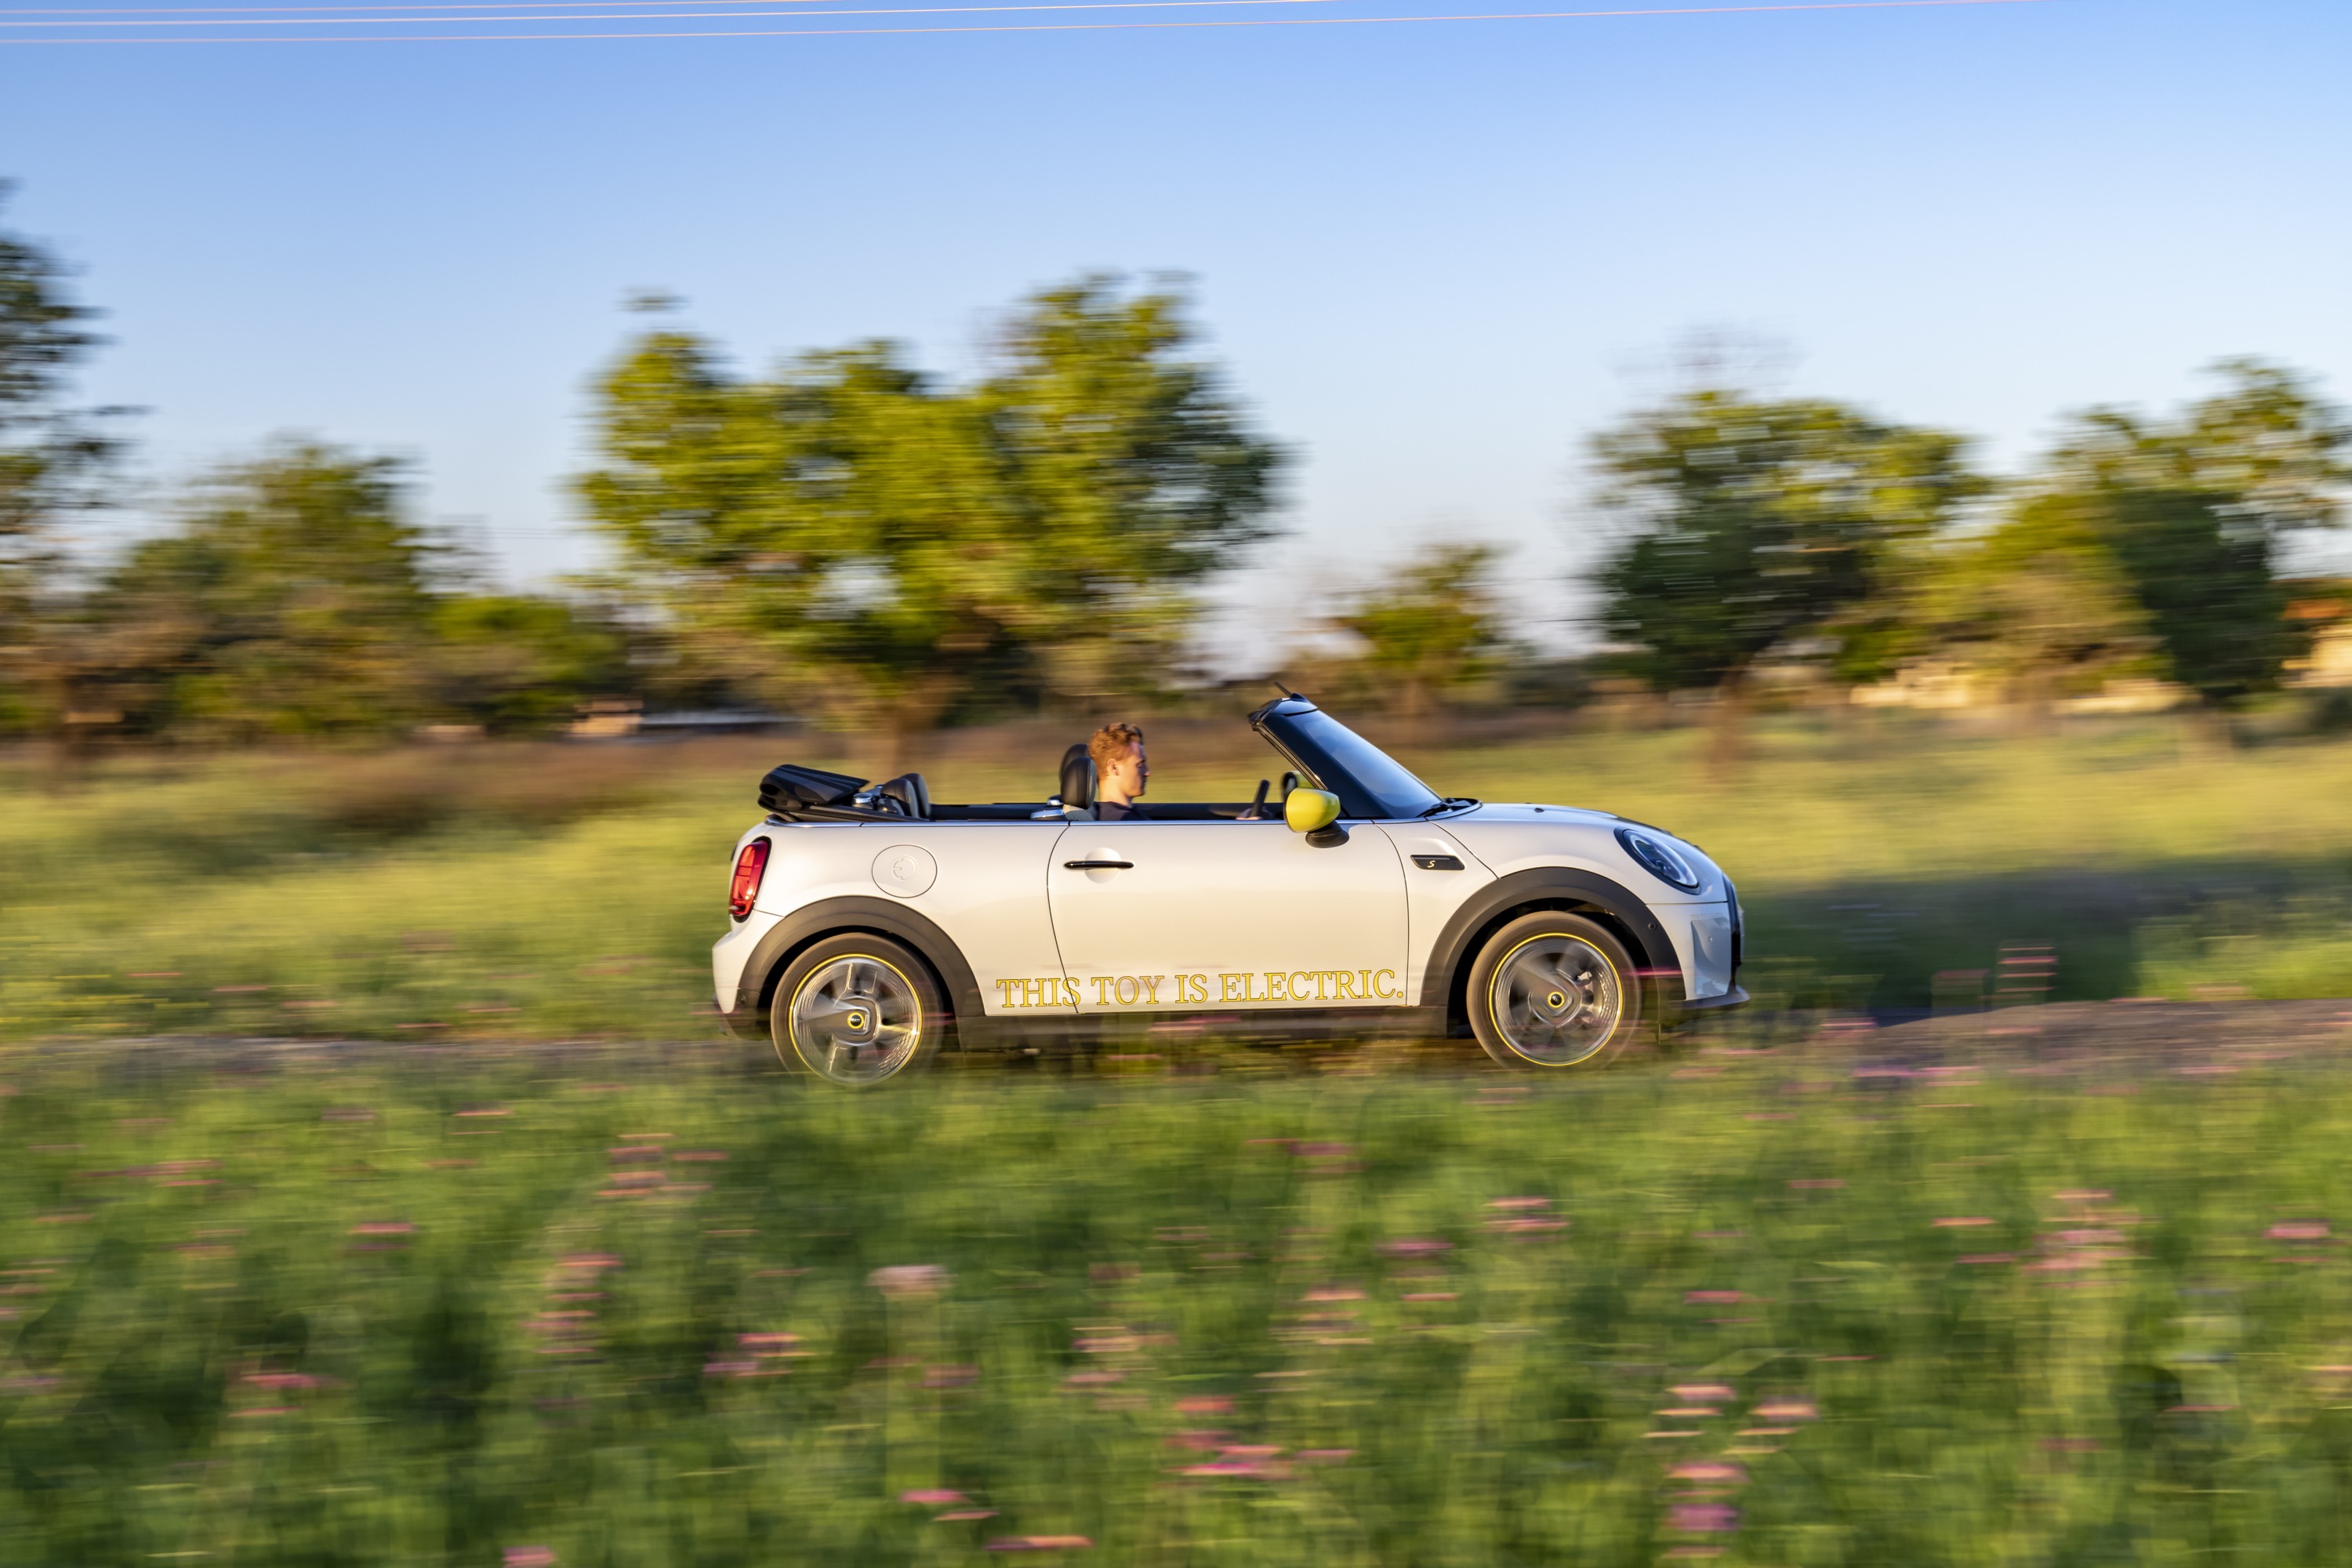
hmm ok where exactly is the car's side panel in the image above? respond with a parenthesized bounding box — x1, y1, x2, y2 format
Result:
(1044, 820, 1411, 1013)
(1416, 866, 1706, 1014)
(722, 895, 992, 1046)
(1374, 822, 1498, 1005)
(714, 818, 1066, 1038)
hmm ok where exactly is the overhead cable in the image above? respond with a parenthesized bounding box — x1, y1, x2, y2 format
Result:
(0, 0, 2059, 41)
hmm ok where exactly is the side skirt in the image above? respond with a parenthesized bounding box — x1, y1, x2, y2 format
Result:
(984, 1006, 1450, 1051)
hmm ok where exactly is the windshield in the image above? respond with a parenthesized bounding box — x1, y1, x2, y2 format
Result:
(1268, 706, 1446, 820)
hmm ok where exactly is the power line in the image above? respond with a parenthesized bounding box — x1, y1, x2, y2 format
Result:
(0, 0, 2060, 41)
(0, 0, 846, 12)
(10, 0, 837, 9)
(17, 0, 1367, 24)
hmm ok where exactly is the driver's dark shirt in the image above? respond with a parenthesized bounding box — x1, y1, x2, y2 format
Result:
(1093, 800, 1149, 821)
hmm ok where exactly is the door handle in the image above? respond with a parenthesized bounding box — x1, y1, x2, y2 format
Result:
(1064, 858, 1135, 870)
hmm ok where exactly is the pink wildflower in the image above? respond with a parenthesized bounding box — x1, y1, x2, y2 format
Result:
(900, 1489, 967, 1505)
(869, 1265, 949, 1297)
(1670, 1461, 1748, 1484)
(1670, 1504, 1740, 1533)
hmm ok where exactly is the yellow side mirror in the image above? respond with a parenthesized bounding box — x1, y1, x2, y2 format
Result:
(1284, 788, 1341, 834)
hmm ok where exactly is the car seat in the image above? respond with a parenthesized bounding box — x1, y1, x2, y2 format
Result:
(1057, 744, 1094, 812)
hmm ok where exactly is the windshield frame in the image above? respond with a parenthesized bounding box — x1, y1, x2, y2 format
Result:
(1249, 698, 1451, 821)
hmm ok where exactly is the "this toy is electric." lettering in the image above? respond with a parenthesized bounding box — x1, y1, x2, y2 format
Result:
(992, 968, 1400, 1010)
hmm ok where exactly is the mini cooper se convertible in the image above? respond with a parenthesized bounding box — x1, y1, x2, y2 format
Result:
(715, 695, 1747, 1087)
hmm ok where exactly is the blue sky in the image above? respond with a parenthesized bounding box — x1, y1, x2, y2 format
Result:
(5, 0, 2348, 661)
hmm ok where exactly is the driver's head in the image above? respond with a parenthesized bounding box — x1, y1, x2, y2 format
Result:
(1088, 722, 1148, 803)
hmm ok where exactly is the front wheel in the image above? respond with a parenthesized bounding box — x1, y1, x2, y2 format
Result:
(1465, 911, 1646, 1069)
(771, 933, 946, 1087)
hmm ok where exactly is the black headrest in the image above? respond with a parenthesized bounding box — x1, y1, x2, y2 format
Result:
(873, 772, 931, 820)
(1058, 743, 1094, 809)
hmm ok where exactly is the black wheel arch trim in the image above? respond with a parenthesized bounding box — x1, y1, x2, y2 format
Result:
(1421, 867, 1687, 1019)
(726, 898, 990, 1047)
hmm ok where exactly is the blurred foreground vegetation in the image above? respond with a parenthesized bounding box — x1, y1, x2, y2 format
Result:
(3, 711, 2350, 1046)
(7, 1031, 2352, 1564)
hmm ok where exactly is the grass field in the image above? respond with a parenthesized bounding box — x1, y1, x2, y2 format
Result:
(3, 712, 2350, 1044)
(5, 715, 2352, 1563)
(8, 1035, 2352, 1564)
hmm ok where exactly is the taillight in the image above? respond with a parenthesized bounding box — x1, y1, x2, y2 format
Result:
(728, 837, 771, 920)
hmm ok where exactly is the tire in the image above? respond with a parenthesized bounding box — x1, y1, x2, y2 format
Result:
(1464, 910, 1646, 1070)
(770, 933, 947, 1087)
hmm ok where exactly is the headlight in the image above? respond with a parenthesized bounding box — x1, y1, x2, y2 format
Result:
(1615, 827, 1701, 892)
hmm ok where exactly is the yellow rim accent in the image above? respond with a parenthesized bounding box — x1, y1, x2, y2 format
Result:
(1486, 931, 1624, 1068)
(784, 951, 924, 1079)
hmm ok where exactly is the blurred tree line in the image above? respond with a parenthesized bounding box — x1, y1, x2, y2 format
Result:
(2, 180, 2345, 760)
(1591, 361, 2349, 757)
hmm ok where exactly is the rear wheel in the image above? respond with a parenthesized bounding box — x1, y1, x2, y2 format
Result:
(771, 934, 946, 1087)
(1465, 911, 1645, 1069)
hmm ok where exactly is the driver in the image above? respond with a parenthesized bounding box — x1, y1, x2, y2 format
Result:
(1088, 722, 1149, 820)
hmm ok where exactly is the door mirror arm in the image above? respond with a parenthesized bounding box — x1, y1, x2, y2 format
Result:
(1305, 824, 1351, 848)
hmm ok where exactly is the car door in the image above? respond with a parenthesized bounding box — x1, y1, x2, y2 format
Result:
(1044, 818, 1410, 1014)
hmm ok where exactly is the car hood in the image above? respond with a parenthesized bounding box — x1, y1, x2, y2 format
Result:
(1446, 802, 1622, 828)
(1439, 803, 1733, 905)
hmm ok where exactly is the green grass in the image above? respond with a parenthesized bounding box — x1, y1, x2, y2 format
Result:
(5, 718, 2352, 1563)
(4, 713, 2350, 1042)
(9, 1044, 2352, 1564)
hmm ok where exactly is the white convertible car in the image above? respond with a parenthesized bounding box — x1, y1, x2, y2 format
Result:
(713, 695, 1746, 1086)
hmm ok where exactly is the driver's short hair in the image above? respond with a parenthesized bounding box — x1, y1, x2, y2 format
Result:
(1087, 722, 1145, 775)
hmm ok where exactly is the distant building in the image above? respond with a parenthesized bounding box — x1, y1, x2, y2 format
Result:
(570, 698, 796, 739)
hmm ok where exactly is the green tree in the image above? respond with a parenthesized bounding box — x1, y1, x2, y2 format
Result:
(1588, 388, 1986, 764)
(1328, 540, 1510, 724)
(577, 276, 1284, 767)
(429, 592, 633, 735)
(95, 441, 445, 739)
(0, 183, 124, 735)
(2021, 360, 2350, 721)
(1921, 488, 2158, 713)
